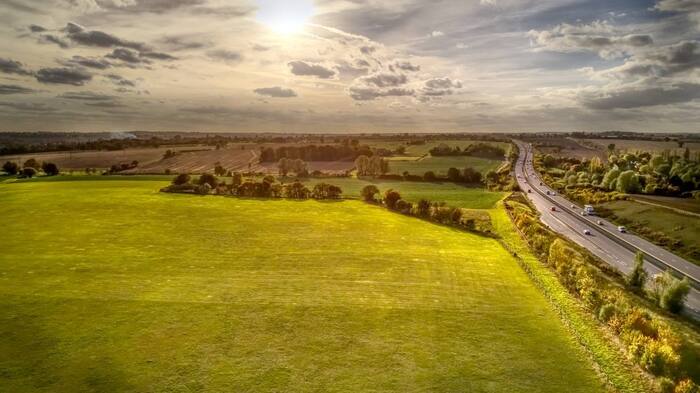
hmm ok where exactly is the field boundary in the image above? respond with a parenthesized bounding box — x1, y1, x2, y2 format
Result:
(493, 205, 651, 393)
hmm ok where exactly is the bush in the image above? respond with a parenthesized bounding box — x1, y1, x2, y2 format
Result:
(198, 173, 218, 188)
(2, 161, 19, 175)
(172, 174, 191, 185)
(384, 189, 401, 210)
(312, 183, 342, 199)
(660, 276, 691, 314)
(658, 378, 675, 393)
(627, 252, 648, 290)
(674, 379, 699, 393)
(41, 162, 60, 176)
(20, 167, 36, 178)
(423, 171, 437, 181)
(361, 185, 379, 202)
(598, 303, 616, 322)
(23, 158, 40, 170)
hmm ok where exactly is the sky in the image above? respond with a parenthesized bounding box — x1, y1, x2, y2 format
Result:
(0, 0, 699, 133)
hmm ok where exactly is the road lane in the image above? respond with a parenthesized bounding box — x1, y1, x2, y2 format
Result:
(513, 141, 700, 319)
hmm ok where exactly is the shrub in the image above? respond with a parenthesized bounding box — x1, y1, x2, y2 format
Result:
(627, 252, 648, 290)
(41, 162, 60, 176)
(598, 303, 616, 322)
(658, 378, 674, 393)
(198, 173, 218, 188)
(384, 189, 401, 210)
(361, 185, 379, 202)
(416, 199, 431, 217)
(674, 379, 699, 393)
(312, 183, 342, 199)
(23, 158, 40, 170)
(172, 174, 191, 185)
(2, 161, 19, 175)
(660, 276, 691, 314)
(20, 167, 36, 178)
(423, 171, 437, 181)
(195, 183, 211, 195)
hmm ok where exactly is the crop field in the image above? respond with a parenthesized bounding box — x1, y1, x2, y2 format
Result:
(0, 180, 604, 392)
(0, 145, 205, 170)
(387, 155, 504, 176)
(300, 177, 507, 209)
(631, 195, 700, 215)
(601, 200, 700, 265)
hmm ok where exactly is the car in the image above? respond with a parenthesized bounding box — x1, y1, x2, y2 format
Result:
(527, 189, 532, 193)
(550, 206, 556, 212)
(617, 226, 627, 233)
(581, 211, 587, 216)
(546, 191, 550, 195)
(597, 220, 603, 225)
(570, 204, 576, 208)
(551, 192, 557, 196)
(583, 229, 591, 235)
(539, 182, 543, 186)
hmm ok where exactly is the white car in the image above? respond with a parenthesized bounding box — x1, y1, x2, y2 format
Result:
(570, 204, 576, 208)
(597, 220, 603, 225)
(583, 229, 591, 235)
(617, 226, 627, 233)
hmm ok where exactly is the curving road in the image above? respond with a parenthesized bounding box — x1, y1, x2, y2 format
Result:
(513, 141, 700, 320)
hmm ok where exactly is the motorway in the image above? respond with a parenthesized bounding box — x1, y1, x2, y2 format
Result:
(513, 141, 700, 319)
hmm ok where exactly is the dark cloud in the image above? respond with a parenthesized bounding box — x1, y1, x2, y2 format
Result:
(207, 50, 243, 63)
(0, 58, 33, 76)
(64, 22, 146, 51)
(105, 74, 136, 87)
(106, 48, 143, 64)
(252, 44, 271, 52)
(29, 24, 47, 33)
(39, 34, 70, 48)
(85, 101, 126, 108)
(421, 77, 463, 98)
(582, 83, 700, 109)
(360, 46, 376, 54)
(36, 67, 92, 85)
(0, 84, 38, 95)
(160, 36, 209, 51)
(254, 87, 298, 98)
(64, 55, 112, 69)
(288, 61, 336, 79)
(140, 51, 177, 61)
(58, 91, 115, 101)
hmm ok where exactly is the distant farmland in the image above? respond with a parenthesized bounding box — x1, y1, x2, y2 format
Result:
(0, 179, 604, 392)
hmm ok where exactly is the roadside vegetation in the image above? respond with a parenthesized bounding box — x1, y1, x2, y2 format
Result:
(504, 193, 700, 392)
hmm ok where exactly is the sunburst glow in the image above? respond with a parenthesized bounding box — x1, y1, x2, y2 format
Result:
(256, 0, 314, 35)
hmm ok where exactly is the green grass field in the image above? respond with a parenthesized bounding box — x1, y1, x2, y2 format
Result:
(301, 177, 506, 209)
(387, 156, 504, 177)
(601, 200, 700, 265)
(0, 180, 604, 392)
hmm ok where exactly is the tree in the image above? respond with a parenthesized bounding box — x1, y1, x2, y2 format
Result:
(361, 185, 379, 202)
(2, 161, 19, 175)
(416, 199, 431, 217)
(650, 271, 691, 314)
(41, 162, 60, 176)
(447, 167, 461, 182)
(278, 158, 290, 176)
(423, 171, 437, 181)
(172, 174, 191, 185)
(21, 167, 36, 178)
(214, 163, 226, 176)
(198, 173, 218, 188)
(462, 167, 482, 183)
(384, 189, 401, 210)
(23, 158, 40, 170)
(312, 183, 342, 199)
(354, 155, 370, 176)
(683, 147, 690, 162)
(607, 143, 616, 154)
(589, 156, 603, 173)
(602, 168, 621, 190)
(616, 170, 640, 193)
(627, 252, 648, 290)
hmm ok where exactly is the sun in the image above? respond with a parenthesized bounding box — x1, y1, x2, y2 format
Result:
(256, 0, 315, 35)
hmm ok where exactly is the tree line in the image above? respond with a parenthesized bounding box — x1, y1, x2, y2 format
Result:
(2, 159, 60, 178)
(259, 144, 374, 162)
(161, 173, 342, 200)
(429, 143, 506, 159)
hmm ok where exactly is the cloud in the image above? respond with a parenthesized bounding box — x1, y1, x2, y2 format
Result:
(92, 0, 206, 13)
(655, 0, 700, 13)
(105, 74, 136, 87)
(207, 50, 243, 63)
(254, 86, 298, 98)
(359, 72, 408, 87)
(348, 86, 415, 101)
(0, 102, 56, 112)
(64, 22, 146, 51)
(29, 24, 47, 33)
(392, 61, 421, 72)
(288, 61, 336, 79)
(39, 34, 70, 48)
(528, 21, 654, 59)
(0, 84, 38, 95)
(106, 48, 143, 64)
(431, 31, 445, 37)
(596, 40, 700, 80)
(58, 91, 115, 101)
(36, 67, 92, 85)
(140, 51, 177, 61)
(0, 58, 33, 76)
(63, 55, 112, 69)
(581, 83, 700, 109)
